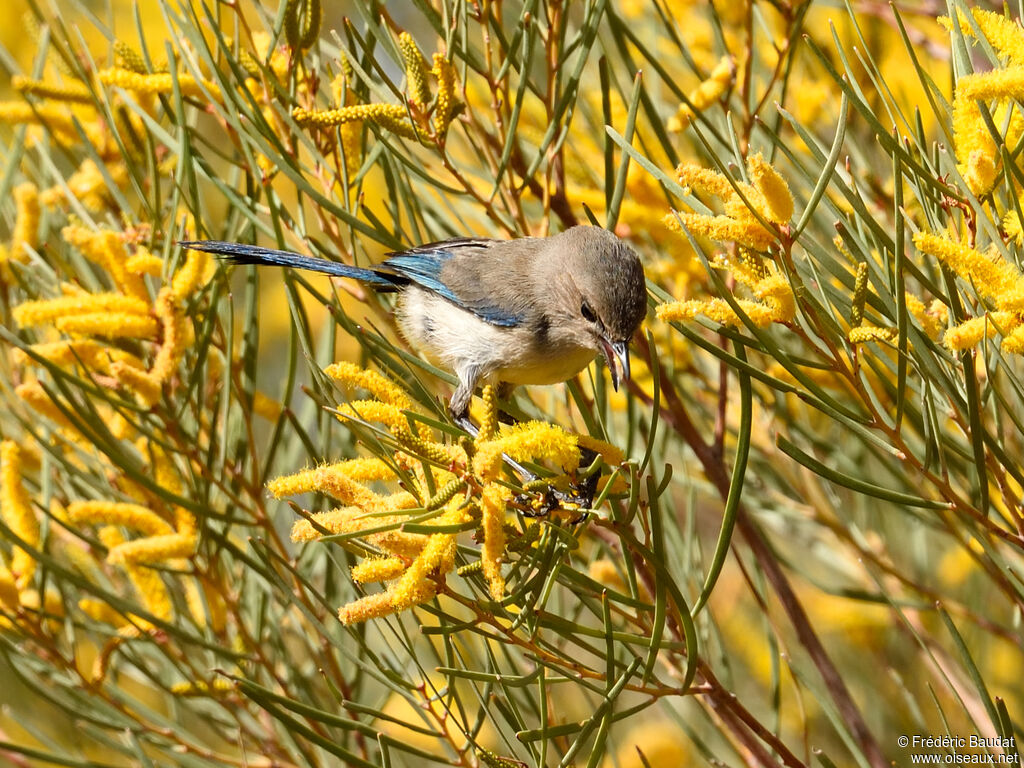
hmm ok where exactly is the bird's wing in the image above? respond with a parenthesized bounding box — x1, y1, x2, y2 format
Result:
(378, 239, 525, 327)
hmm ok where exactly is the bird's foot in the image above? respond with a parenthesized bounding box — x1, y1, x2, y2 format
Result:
(515, 448, 599, 522)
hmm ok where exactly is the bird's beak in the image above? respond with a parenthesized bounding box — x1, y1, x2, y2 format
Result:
(600, 338, 631, 391)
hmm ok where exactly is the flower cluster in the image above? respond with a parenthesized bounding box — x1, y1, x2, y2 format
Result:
(269, 363, 623, 624)
(658, 247, 794, 329)
(0, 209, 219, 656)
(667, 154, 794, 250)
(944, 9, 1024, 195)
(292, 31, 460, 145)
(914, 231, 1024, 353)
(668, 55, 735, 132)
(13, 226, 212, 409)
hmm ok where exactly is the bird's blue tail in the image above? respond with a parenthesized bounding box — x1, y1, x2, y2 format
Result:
(179, 241, 396, 288)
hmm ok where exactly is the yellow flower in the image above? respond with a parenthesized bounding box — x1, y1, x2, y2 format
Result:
(669, 155, 793, 250)
(13, 293, 150, 327)
(944, 9, 1024, 67)
(747, 153, 794, 224)
(11, 75, 92, 103)
(292, 104, 417, 139)
(480, 484, 509, 600)
(55, 312, 159, 339)
(848, 325, 898, 344)
(942, 313, 1016, 351)
(914, 232, 1024, 311)
(0, 442, 40, 590)
(432, 54, 457, 137)
(351, 556, 407, 584)
(668, 55, 734, 131)
(170, 248, 213, 302)
(98, 68, 222, 102)
(325, 361, 412, 409)
(67, 501, 174, 537)
(399, 33, 431, 108)
(9, 182, 39, 263)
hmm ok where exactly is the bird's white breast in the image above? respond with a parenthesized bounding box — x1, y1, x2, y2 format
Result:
(395, 287, 597, 387)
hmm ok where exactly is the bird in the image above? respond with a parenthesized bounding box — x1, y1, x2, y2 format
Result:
(181, 225, 648, 433)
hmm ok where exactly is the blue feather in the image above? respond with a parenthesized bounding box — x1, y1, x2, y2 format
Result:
(380, 248, 523, 327)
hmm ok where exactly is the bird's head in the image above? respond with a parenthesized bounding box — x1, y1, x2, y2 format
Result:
(551, 226, 648, 390)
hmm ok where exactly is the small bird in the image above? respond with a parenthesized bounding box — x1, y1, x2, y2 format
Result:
(182, 225, 648, 431)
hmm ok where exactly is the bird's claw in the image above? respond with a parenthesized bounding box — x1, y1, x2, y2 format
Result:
(515, 448, 599, 523)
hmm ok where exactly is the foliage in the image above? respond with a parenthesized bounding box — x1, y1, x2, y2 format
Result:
(0, 0, 1019, 766)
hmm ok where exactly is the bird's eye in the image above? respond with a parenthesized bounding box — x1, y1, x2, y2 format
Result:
(580, 301, 597, 323)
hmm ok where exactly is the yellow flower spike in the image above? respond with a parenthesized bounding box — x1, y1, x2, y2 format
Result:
(98, 68, 222, 102)
(747, 153, 794, 225)
(113, 41, 150, 74)
(952, 96, 997, 196)
(67, 500, 174, 537)
(270, 464, 382, 508)
(50, 159, 131, 211)
(0, 567, 20, 609)
(337, 590, 404, 625)
(292, 104, 418, 139)
(125, 561, 173, 622)
(150, 289, 187, 385)
(476, 384, 498, 445)
(1003, 208, 1024, 245)
(387, 501, 465, 611)
(942, 313, 1017, 351)
(999, 324, 1024, 355)
(848, 326, 898, 344)
(170, 679, 236, 697)
(432, 53, 457, 137)
(958, 69, 1024, 102)
(55, 312, 159, 340)
(752, 274, 795, 323)
(174, 507, 197, 540)
(480, 484, 510, 600)
(13, 293, 150, 327)
(657, 297, 777, 329)
(1, 441, 40, 590)
(0, 100, 82, 136)
(170, 248, 213, 302)
(290, 508, 426, 556)
(675, 163, 736, 200)
(15, 382, 75, 430)
(11, 75, 92, 103)
(79, 597, 130, 627)
(672, 212, 776, 251)
(577, 434, 625, 466)
(98, 527, 172, 623)
(472, 443, 506, 484)
(14, 340, 145, 373)
(497, 422, 580, 472)
(914, 232, 1024, 310)
(10, 182, 39, 263)
(351, 556, 407, 584)
(668, 55, 733, 131)
(126, 249, 164, 276)
(850, 262, 869, 328)
(61, 227, 149, 301)
(106, 533, 197, 566)
(324, 361, 412, 409)
(946, 9, 1024, 67)
(110, 362, 161, 407)
(398, 33, 431, 108)
(905, 294, 946, 340)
